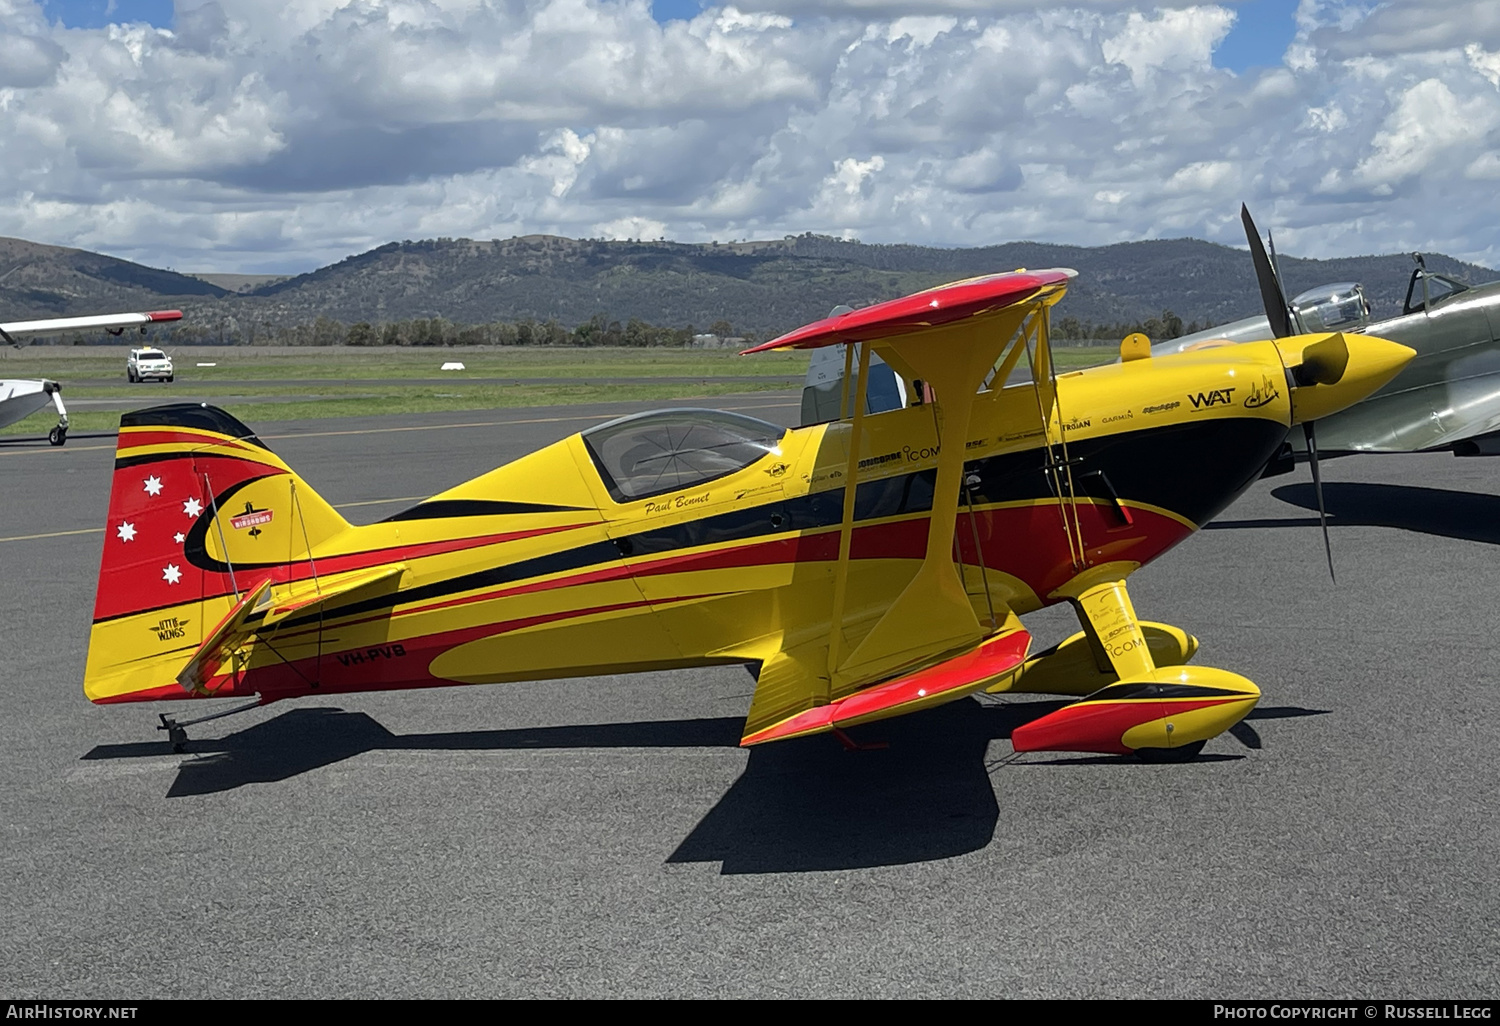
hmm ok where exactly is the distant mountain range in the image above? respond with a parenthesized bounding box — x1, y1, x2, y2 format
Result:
(3, 232, 1494, 342)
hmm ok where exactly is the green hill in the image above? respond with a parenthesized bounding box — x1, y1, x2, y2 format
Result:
(3, 232, 1493, 342)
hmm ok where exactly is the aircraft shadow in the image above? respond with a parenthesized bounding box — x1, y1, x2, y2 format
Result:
(82, 708, 744, 798)
(1207, 482, 1500, 545)
(0, 432, 117, 447)
(81, 701, 1324, 874)
(667, 701, 1052, 874)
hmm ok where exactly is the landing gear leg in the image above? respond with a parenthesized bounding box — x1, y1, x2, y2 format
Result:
(157, 699, 264, 753)
(45, 384, 68, 446)
(1067, 577, 1157, 681)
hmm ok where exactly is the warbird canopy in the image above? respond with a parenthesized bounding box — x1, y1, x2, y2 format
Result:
(84, 274, 1410, 760)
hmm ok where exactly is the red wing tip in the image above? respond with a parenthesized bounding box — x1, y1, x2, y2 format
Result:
(147, 310, 184, 322)
(745, 269, 1075, 352)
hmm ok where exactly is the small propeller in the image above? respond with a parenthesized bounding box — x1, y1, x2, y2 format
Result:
(1244, 203, 1336, 580)
(1302, 420, 1335, 583)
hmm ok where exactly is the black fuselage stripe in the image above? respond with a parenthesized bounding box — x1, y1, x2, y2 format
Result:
(270, 417, 1287, 628)
(103, 417, 1286, 628)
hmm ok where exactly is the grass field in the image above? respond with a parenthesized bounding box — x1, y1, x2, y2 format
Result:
(0, 344, 1120, 435)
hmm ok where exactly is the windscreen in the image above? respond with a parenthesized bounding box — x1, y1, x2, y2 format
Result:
(1291, 284, 1369, 333)
(137, 350, 167, 360)
(583, 409, 786, 502)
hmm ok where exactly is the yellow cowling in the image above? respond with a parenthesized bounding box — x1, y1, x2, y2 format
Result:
(1273, 332, 1414, 425)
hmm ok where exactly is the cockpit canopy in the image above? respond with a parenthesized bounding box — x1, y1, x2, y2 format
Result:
(1291, 283, 1370, 333)
(582, 409, 786, 503)
(1403, 267, 1470, 315)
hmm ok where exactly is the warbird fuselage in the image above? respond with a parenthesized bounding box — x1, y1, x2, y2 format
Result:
(84, 272, 1412, 758)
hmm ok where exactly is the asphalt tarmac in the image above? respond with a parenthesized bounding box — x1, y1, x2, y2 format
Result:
(2, 394, 1497, 998)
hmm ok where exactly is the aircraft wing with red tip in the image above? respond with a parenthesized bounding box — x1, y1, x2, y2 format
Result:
(1, 309, 183, 340)
(742, 270, 1074, 353)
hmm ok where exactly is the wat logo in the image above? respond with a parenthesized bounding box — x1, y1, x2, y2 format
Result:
(1189, 388, 1236, 409)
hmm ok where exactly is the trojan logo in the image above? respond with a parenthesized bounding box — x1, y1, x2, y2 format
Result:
(1189, 388, 1236, 409)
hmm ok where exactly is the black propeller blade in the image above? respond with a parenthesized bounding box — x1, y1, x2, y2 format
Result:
(1302, 420, 1335, 582)
(1241, 203, 1338, 579)
(1241, 204, 1294, 339)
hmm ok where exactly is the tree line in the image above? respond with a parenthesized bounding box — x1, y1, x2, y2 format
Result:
(30, 309, 1202, 347)
(1053, 310, 1203, 344)
(144, 313, 749, 348)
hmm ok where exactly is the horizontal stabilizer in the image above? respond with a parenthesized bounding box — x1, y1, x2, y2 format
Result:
(261, 564, 407, 629)
(176, 580, 272, 695)
(742, 628, 1032, 746)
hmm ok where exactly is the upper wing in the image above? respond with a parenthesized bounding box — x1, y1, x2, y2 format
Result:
(1, 309, 182, 340)
(743, 269, 1075, 353)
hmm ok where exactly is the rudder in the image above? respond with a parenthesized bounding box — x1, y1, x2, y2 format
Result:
(85, 404, 351, 703)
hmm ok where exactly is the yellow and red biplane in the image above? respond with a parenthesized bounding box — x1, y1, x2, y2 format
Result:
(84, 271, 1412, 759)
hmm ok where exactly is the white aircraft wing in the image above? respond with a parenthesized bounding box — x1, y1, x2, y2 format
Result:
(0, 309, 182, 341)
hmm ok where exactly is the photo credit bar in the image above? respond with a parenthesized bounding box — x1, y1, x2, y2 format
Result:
(1212, 1006, 1496, 1021)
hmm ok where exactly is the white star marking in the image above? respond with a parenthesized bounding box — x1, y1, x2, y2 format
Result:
(162, 564, 182, 585)
(174, 532, 186, 544)
(183, 498, 204, 518)
(116, 522, 136, 543)
(143, 475, 163, 496)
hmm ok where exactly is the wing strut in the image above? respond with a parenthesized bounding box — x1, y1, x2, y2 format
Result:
(832, 318, 1023, 688)
(742, 269, 1075, 696)
(1020, 306, 1086, 571)
(824, 341, 873, 698)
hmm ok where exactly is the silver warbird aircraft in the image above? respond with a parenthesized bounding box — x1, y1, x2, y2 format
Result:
(1157, 206, 1500, 459)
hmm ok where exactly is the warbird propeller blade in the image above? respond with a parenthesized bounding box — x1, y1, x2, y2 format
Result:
(1242, 204, 1294, 340)
(83, 273, 1412, 761)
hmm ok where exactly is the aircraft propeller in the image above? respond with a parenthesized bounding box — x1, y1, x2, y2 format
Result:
(1241, 204, 1336, 581)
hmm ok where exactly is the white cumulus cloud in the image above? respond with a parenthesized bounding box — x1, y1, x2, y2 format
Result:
(0, 0, 1497, 274)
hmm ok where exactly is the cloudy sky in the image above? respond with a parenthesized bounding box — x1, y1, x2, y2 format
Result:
(1, 0, 1497, 272)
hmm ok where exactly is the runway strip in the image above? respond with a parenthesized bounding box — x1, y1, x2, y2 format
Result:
(0, 398, 798, 458)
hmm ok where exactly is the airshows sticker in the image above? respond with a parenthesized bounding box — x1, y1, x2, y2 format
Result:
(230, 503, 273, 531)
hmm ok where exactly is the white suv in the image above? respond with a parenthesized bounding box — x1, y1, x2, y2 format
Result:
(127, 348, 173, 383)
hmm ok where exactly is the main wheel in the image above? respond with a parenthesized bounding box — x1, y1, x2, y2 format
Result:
(127, 369, 136, 382)
(48, 426, 66, 446)
(166, 375, 174, 383)
(1134, 740, 1206, 763)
